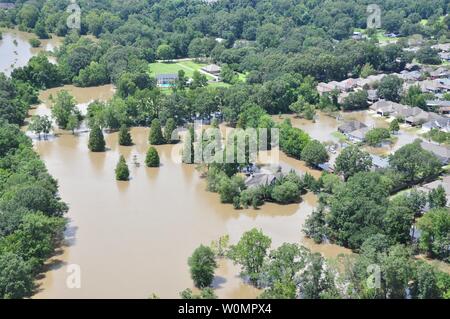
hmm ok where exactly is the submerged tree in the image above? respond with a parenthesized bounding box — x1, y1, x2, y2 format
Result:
(118, 125, 133, 146)
(115, 155, 129, 181)
(88, 125, 106, 152)
(164, 118, 177, 144)
(188, 245, 217, 288)
(145, 147, 160, 167)
(149, 119, 165, 145)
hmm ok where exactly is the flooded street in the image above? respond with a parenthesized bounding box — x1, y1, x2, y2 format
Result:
(0, 28, 62, 75)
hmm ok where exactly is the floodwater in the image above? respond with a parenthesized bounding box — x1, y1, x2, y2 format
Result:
(28, 88, 352, 299)
(0, 28, 62, 75)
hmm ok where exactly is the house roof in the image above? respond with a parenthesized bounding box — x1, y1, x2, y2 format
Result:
(338, 120, 367, 133)
(420, 141, 450, 163)
(426, 100, 450, 108)
(244, 172, 282, 189)
(156, 73, 178, 80)
(202, 64, 221, 73)
(418, 175, 450, 207)
(348, 127, 370, 140)
(0, 3, 15, 9)
(370, 154, 390, 169)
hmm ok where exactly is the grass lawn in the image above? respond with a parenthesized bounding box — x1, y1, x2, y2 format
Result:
(149, 60, 215, 80)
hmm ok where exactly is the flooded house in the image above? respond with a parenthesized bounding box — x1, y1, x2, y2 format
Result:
(370, 100, 408, 117)
(244, 172, 282, 189)
(338, 120, 367, 134)
(420, 141, 450, 165)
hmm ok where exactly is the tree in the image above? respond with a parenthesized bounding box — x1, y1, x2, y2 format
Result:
(88, 126, 106, 152)
(115, 155, 129, 181)
(335, 145, 372, 181)
(378, 75, 404, 103)
(416, 47, 441, 65)
(66, 114, 81, 134)
(118, 125, 133, 146)
(301, 140, 329, 167)
(417, 208, 450, 261)
(29, 38, 41, 48)
(360, 63, 376, 78)
(188, 245, 217, 288)
(0, 252, 33, 299)
(230, 228, 271, 284)
(365, 128, 390, 146)
(164, 118, 177, 144)
(145, 147, 160, 167)
(342, 90, 368, 111)
(271, 181, 300, 204)
(389, 141, 442, 185)
(51, 90, 79, 129)
(149, 119, 165, 145)
(156, 44, 175, 60)
(28, 115, 52, 139)
(191, 71, 208, 89)
(429, 185, 447, 209)
(389, 119, 400, 134)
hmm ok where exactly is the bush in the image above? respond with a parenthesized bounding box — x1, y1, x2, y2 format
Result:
(271, 181, 300, 204)
(115, 156, 129, 181)
(28, 38, 41, 47)
(88, 126, 106, 152)
(118, 125, 133, 146)
(145, 147, 160, 167)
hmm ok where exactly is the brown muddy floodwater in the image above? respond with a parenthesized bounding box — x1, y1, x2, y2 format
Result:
(29, 90, 351, 299)
(0, 28, 62, 75)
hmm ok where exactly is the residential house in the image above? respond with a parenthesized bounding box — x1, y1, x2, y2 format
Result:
(422, 116, 450, 133)
(0, 3, 15, 9)
(317, 82, 340, 95)
(420, 141, 450, 165)
(405, 111, 432, 126)
(398, 70, 422, 82)
(426, 100, 450, 116)
(244, 172, 282, 189)
(370, 100, 409, 117)
(338, 120, 367, 134)
(417, 175, 450, 207)
(405, 63, 421, 71)
(431, 43, 450, 52)
(429, 67, 450, 79)
(201, 64, 221, 75)
(156, 74, 178, 87)
(318, 163, 334, 173)
(370, 154, 390, 171)
(439, 52, 450, 62)
(347, 126, 370, 142)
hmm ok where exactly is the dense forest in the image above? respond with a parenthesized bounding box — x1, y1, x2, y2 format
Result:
(1, 0, 450, 299)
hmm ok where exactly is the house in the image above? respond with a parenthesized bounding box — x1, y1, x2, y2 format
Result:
(439, 52, 450, 62)
(405, 111, 431, 126)
(156, 74, 178, 87)
(426, 100, 450, 110)
(422, 117, 450, 132)
(318, 163, 334, 173)
(398, 70, 422, 82)
(244, 172, 282, 189)
(201, 64, 221, 75)
(338, 120, 367, 134)
(405, 63, 421, 71)
(417, 80, 450, 94)
(429, 67, 450, 79)
(370, 100, 408, 117)
(370, 154, 390, 170)
(420, 141, 450, 165)
(417, 175, 450, 207)
(347, 127, 370, 142)
(394, 106, 423, 121)
(317, 82, 339, 95)
(0, 2, 15, 9)
(431, 43, 450, 52)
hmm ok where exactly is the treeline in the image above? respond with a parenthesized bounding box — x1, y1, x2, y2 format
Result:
(2, 0, 447, 90)
(184, 229, 450, 299)
(0, 121, 67, 298)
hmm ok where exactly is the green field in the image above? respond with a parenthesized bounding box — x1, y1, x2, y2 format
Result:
(149, 60, 215, 80)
